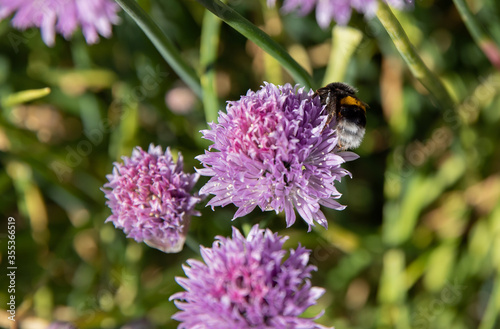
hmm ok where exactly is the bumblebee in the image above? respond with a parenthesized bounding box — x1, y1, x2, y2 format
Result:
(314, 82, 367, 150)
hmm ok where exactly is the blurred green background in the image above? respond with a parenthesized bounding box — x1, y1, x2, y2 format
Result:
(1, 0, 500, 328)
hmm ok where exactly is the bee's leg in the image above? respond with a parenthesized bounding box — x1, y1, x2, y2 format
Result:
(321, 91, 337, 132)
(321, 114, 335, 133)
(321, 91, 338, 133)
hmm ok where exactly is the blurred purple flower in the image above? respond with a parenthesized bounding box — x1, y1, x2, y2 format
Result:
(0, 0, 120, 46)
(196, 82, 358, 231)
(170, 225, 332, 329)
(267, 0, 412, 27)
(102, 144, 200, 253)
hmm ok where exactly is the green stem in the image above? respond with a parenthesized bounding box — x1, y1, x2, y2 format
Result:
(376, 2, 456, 110)
(452, 0, 500, 70)
(195, 0, 313, 88)
(478, 269, 500, 329)
(1, 87, 51, 108)
(200, 8, 223, 123)
(114, 0, 202, 99)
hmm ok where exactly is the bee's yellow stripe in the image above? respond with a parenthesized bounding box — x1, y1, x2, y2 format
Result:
(341, 96, 366, 112)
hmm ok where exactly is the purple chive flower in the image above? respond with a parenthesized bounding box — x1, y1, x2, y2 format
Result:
(196, 82, 358, 231)
(0, 0, 120, 46)
(102, 144, 200, 253)
(170, 225, 332, 329)
(267, 0, 412, 28)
